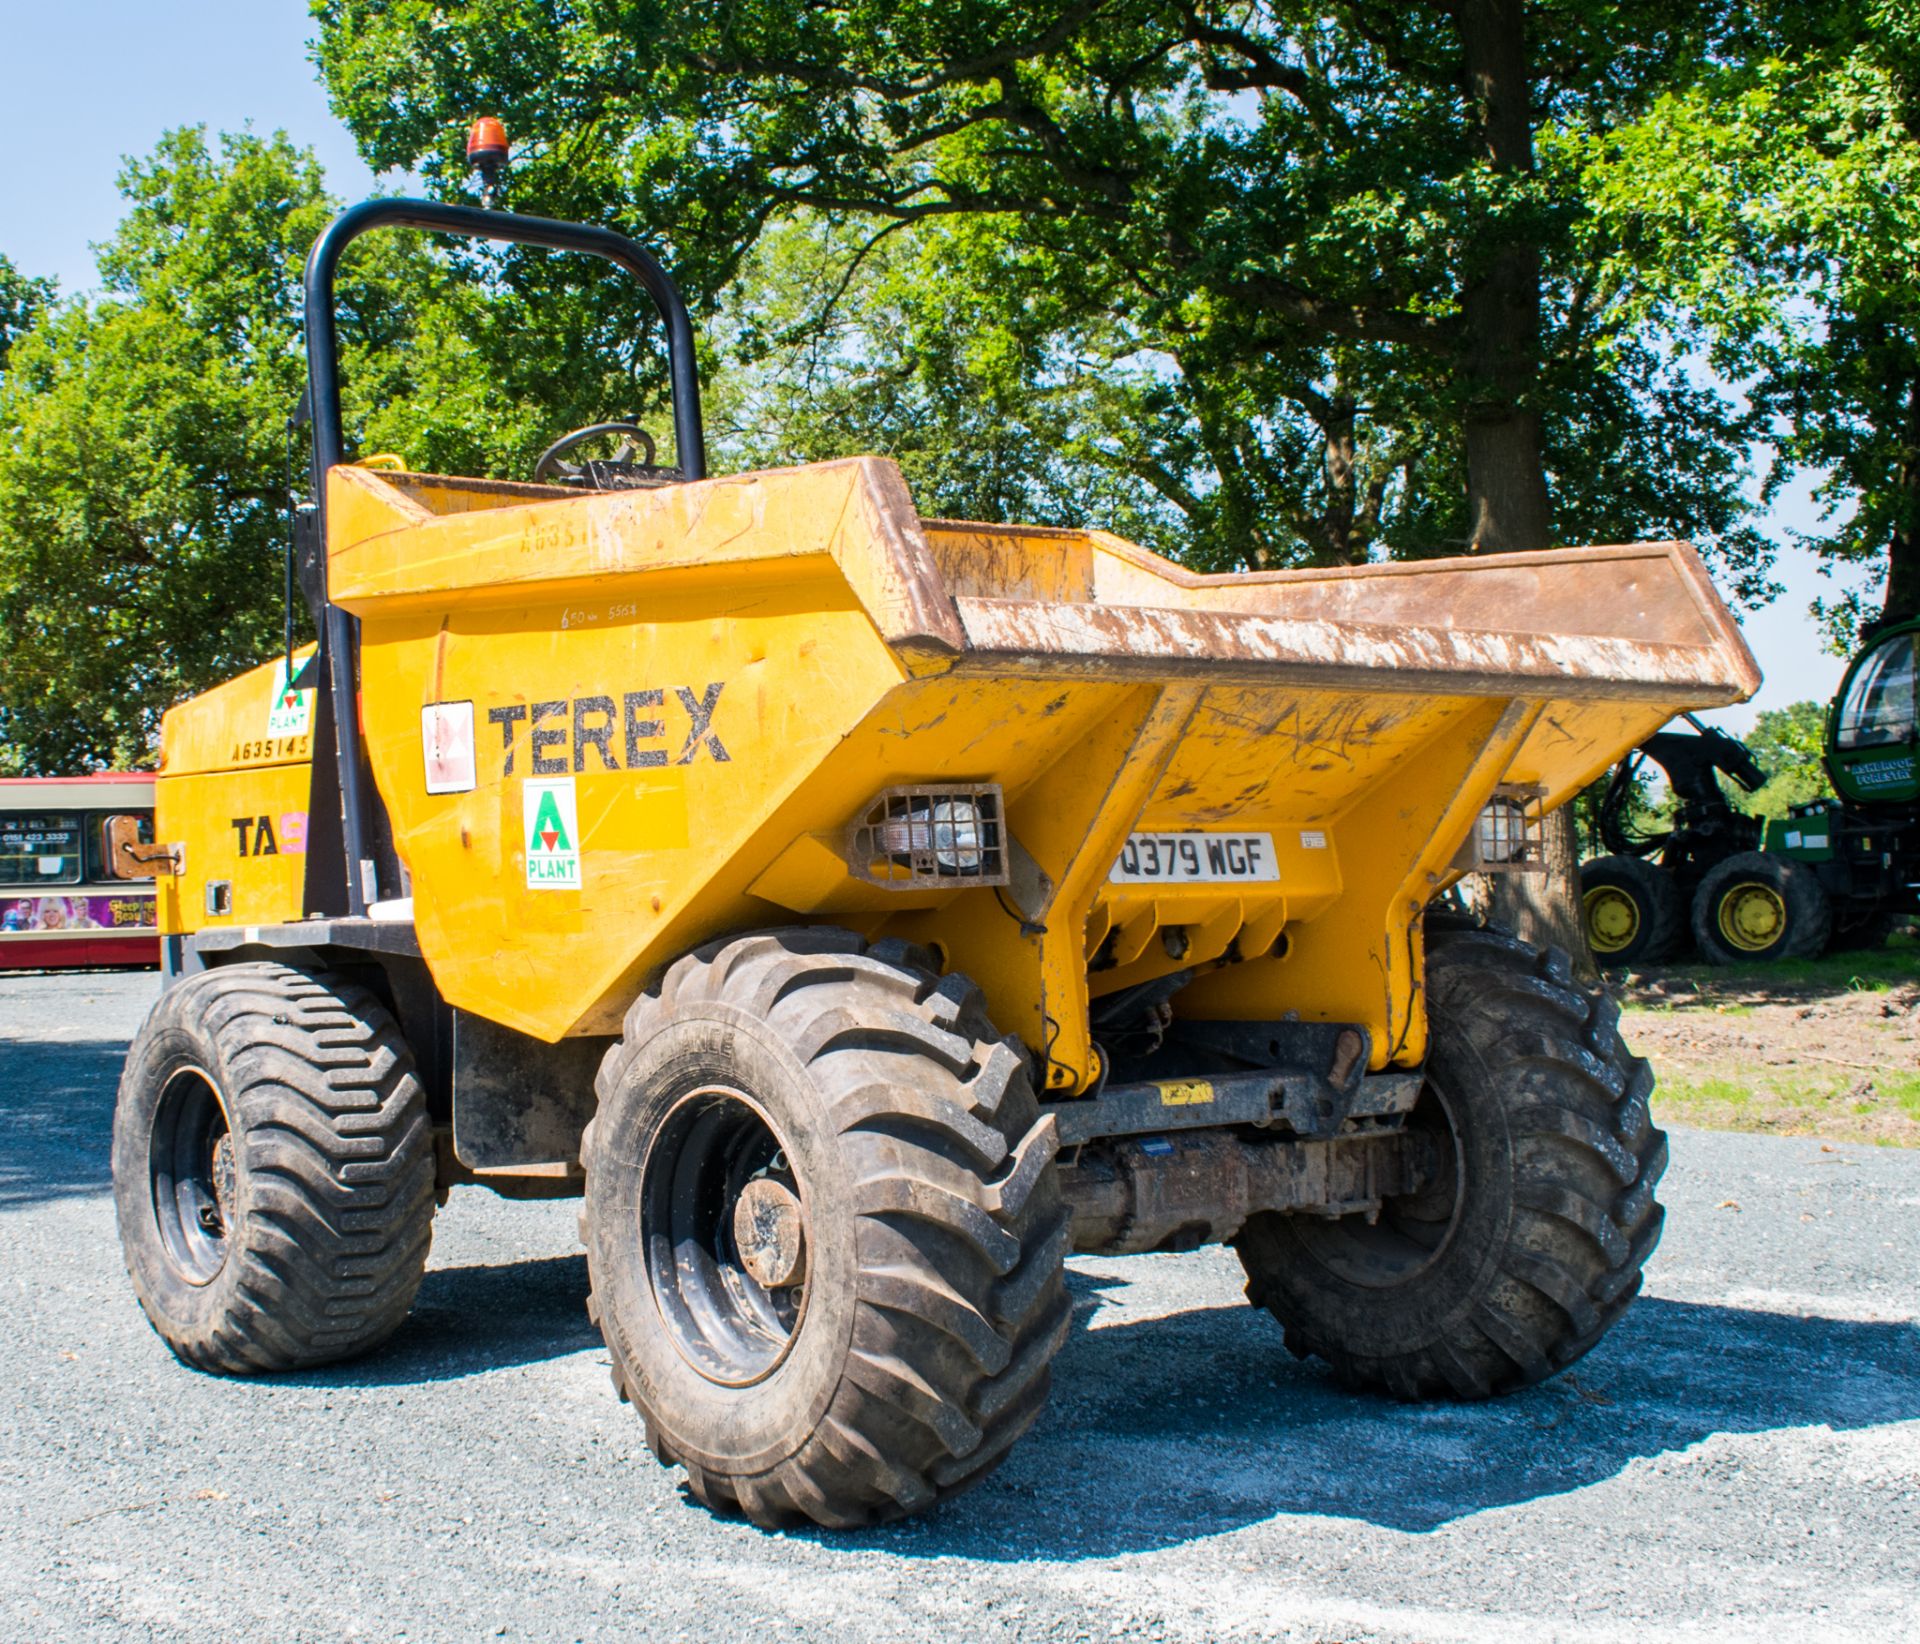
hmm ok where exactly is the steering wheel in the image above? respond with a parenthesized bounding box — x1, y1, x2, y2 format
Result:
(533, 421, 672, 490)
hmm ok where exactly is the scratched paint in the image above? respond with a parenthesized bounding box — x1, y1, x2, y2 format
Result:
(156, 455, 1759, 1070)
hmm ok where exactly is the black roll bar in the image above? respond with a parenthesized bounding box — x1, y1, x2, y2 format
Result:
(301, 198, 706, 915)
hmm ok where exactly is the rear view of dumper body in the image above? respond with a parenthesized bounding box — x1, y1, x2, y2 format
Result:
(111, 192, 1758, 1529)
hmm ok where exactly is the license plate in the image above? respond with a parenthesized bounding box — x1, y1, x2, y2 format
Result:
(1110, 831, 1280, 884)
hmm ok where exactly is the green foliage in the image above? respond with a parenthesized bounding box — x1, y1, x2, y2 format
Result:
(310, 0, 1768, 582)
(0, 131, 335, 773)
(1736, 699, 1836, 818)
(0, 127, 645, 774)
(0, 255, 55, 382)
(709, 214, 1222, 556)
(1576, 1, 1920, 634)
(0, 120, 716, 774)
(7, 4, 1865, 774)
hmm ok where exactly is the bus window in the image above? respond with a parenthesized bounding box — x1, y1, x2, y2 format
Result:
(0, 814, 82, 886)
(1835, 633, 1916, 750)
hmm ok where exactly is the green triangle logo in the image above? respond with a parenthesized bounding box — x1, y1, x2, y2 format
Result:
(529, 790, 570, 854)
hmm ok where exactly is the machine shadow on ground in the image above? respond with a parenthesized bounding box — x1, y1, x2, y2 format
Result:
(883, 1273, 1920, 1555)
(0, 1037, 131, 1208)
(16, 1011, 1914, 1558)
(284, 1247, 1920, 1554)
(284, 1253, 605, 1385)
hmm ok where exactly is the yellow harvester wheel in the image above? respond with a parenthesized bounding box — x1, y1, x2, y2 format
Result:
(1715, 881, 1787, 953)
(1578, 855, 1684, 965)
(1691, 851, 1831, 965)
(1584, 885, 1641, 955)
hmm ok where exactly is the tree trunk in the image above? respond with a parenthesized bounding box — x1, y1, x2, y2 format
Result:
(1319, 391, 1361, 565)
(1885, 370, 1920, 628)
(1454, 0, 1596, 976)
(1457, 0, 1554, 557)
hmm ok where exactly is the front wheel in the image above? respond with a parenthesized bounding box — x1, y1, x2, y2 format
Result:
(1580, 854, 1685, 965)
(111, 963, 436, 1372)
(1691, 851, 1830, 964)
(1235, 926, 1667, 1400)
(582, 929, 1070, 1529)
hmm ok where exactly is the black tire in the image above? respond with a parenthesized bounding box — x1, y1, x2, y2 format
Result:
(582, 928, 1070, 1529)
(1579, 854, 1686, 965)
(1690, 850, 1831, 965)
(111, 962, 436, 1373)
(1234, 926, 1667, 1400)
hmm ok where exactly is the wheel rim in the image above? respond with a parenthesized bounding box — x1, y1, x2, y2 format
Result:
(1583, 885, 1641, 955)
(1716, 880, 1786, 952)
(1289, 1077, 1464, 1288)
(149, 1067, 234, 1285)
(641, 1085, 809, 1387)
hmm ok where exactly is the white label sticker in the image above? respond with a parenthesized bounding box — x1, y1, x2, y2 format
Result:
(1299, 830, 1329, 850)
(1110, 831, 1279, 884)
(523, 778, 582, 890)
(422, 701, 476, 794)
(266, 658, 314, 738)
(1784, 831, 1802, 848)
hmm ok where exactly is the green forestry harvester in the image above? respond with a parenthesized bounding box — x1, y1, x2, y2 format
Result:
(1581, 620, 1920, 965)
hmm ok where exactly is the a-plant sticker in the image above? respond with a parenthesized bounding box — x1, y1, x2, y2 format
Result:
(523, 778, 581, 890)
(266, 658, 314, 738)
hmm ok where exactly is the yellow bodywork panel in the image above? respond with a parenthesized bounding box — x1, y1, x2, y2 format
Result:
(155, 651, 318, 935)
(154, 455, 1758, 1088)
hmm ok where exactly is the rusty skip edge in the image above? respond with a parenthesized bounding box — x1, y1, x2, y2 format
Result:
(940, 596, 1756, 703)
(331, 460, 1758, 708)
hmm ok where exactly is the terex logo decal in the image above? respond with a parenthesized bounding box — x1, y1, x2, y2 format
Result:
(523, 779, 581, 890)
(488, 683, 730, 776)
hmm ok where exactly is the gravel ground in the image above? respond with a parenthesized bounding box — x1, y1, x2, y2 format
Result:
(2, 969, 1916, 1644)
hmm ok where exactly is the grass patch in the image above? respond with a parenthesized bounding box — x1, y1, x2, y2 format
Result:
(1659, 1075, 1754, 1109)
(1652, 1065, 1920, 1143)
(1646, 932, 1920, 994)
(1609, 930, 1916, 1144)
(1880, 1069, 1920, 1119)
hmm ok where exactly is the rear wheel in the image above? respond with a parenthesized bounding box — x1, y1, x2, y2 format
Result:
(583, 929, 1069, 1528)
(1691, 851, 1830, 964)
(1580, 854, 1685, 965)
(1234, 926, 1667, 1399)
(111, 962, 435, 1372)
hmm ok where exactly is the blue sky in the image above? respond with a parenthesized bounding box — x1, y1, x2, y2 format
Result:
(0, 1, 1882, 732)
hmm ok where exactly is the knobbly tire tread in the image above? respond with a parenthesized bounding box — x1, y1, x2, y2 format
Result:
(1234, 925, 1667, 1401)
(1579, 853, 1686, 965)
(112, 962, 435, 1373)
(1690, 849, 1832, 964)
(581, 928, 1069, 1530)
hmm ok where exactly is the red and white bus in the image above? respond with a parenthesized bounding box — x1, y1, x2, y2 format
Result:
(0, 774, 160, 970)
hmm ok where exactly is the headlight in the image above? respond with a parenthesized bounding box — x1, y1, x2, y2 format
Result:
(877, 799, 986, 873)
(1475, 797, 1531, 864)
(1453, 785, 1547, 874)
(846, 785, 1010, 888)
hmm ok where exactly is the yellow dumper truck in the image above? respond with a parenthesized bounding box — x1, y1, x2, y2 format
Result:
(112, 190, 1760, 1529)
